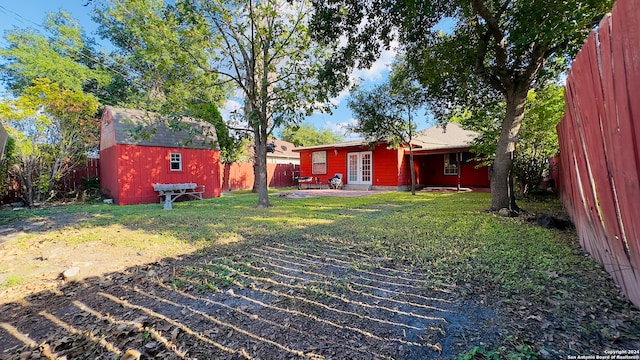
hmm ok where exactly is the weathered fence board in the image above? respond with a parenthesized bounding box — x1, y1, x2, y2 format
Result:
(558, 0, 640, 307)
(220, 162, 299, 192)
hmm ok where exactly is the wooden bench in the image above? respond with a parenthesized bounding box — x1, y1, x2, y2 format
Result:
(153, 183, 205, 210)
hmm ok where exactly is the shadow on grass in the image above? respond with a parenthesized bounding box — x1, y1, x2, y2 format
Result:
(1, 192, 639, 359)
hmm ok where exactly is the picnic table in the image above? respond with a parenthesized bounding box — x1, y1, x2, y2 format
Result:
(153, 183, 205, 210)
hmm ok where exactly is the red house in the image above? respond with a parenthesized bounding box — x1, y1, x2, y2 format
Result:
(99, 107, 222, 205)
(293, 123, 490, 190)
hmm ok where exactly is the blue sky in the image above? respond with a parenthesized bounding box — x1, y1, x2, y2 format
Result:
(0, 1, 436, 139)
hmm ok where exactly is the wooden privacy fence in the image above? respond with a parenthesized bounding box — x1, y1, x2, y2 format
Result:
(558, 0, 640, 307)
(220, 162, 299, 192)
(58, 158, 100, 194)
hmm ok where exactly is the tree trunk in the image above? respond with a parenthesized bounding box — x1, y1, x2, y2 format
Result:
(490, 86, 528, 211)
(409, 147, 416, 195)
(254, 122, 270, 208)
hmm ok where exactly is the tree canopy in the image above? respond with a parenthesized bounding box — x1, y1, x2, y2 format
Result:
(347, 61, 425, 194)
(0, 11, 111, 98)
(280, 123, 343, 147)
(456, 83, 565, 196)
(1, 12, 103, 205)
(311, 0, 613, 210)
(97, 0, 333, 207)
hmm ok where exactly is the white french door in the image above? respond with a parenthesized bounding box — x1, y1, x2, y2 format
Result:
(347, 151, 372, 185)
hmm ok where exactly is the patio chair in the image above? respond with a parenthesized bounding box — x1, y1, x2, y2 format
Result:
(329, 173, 343, 189)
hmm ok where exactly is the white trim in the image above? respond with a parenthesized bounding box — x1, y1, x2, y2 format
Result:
(347, 151, 372, 185)
(170, 152, 182, 171)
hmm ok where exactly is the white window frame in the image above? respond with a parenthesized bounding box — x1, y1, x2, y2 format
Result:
(170, 152, 182, 171)
(312, 151, 327, 174)
(444, 153, 458, 176)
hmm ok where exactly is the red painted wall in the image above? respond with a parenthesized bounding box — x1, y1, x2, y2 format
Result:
(100, 146, 119, 202)
(416, 153, 489, 187)
(371, 146, 402, 187)
(101, 144, 221, 205)
(297, 145, 489, 188)
(297, 144, 402, 186)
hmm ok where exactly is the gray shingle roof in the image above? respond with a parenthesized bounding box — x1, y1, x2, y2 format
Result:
(292, 123, 478, 152)
(107, 107, 219, 150)
(412, 123, 478, 151)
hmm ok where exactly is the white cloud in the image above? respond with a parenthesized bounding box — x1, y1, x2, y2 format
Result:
(324, 117, 361, 141)
(351, 39, 398, 83)
(324, 39, 399, 108)
(219, 99, 243, 121)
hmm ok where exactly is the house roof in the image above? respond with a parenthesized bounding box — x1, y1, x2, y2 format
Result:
(411, 123, 478, 151)
(292, 139, 368, 152)
(106, 106, 219, 150)
(268, 139, 299, 159)
(292, 123, 478, 152)
(243, 138, 300, 160)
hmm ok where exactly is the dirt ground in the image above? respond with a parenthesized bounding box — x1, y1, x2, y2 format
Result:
(1, 200, 639, 359)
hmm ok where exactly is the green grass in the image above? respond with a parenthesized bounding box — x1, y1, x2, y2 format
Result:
(1, 274, 26, 288)
(0, 191, 598, 300)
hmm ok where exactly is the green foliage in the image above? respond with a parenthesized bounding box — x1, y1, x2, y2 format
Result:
(347, 60, 425, 193)
(0, 11, 111, 95)
(1, 78, 100, 204)
(459, 346, 500, 360)
(96, 0, 334, 206)
(457, 84, 564, 196)
(459, 344, 540, 360)
(280, 123, 343, 147)
(94, 0, 228, 110)
(347, 60, 424, 147)
(0, 136, 16, 193)
(311, 0, 613, 209)
(188, 102, 247, 164)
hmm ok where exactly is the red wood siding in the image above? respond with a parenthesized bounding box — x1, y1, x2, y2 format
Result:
(557, 0, 640, 307)
(104, 144, 221, 205)
(99, 146, 119, 202)
(298, 145, 489, 188)
(371, 146, 401, 187)
(219, 163, 299, 191)
(297, 144, 402, 186)
(416, 153, 489, 187)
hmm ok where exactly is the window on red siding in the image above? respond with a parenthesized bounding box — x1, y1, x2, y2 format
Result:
(444, 153, 458, 175)
(170, 152, 182, 171)
(312, 151, 327, 174)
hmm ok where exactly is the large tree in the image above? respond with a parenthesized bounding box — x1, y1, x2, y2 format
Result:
(457, 83, 564, 197)
(0, 11, 112, 100)
(311, 0, 612, 210)
(1, 78, 100, 205)
(1, 12, 105, 204)
(96, 0, 332, 207)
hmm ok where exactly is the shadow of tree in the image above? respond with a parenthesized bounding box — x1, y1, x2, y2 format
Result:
(0, 235, 499, 359)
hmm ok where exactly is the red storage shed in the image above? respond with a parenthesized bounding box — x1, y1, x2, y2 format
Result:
(99, 107, 222, 205)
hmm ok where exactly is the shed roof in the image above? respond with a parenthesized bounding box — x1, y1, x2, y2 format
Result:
(106, 106, 219, 150)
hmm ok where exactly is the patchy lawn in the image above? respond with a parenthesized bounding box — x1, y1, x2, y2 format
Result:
(0, 192, 638, 359)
